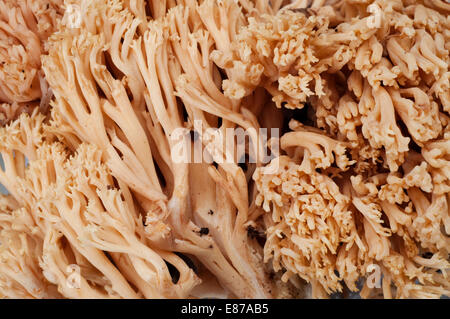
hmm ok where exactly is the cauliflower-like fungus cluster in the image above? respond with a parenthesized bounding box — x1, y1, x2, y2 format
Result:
(0, 0, 63, 124)
(0, 0, 449, 299)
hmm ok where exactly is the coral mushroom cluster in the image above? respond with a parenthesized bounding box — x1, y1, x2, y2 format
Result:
(0, 0, 449, 299)
(0, 0, 63, 124)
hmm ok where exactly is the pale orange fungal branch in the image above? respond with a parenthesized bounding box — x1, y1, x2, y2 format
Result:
(281, 127, 354, 171)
